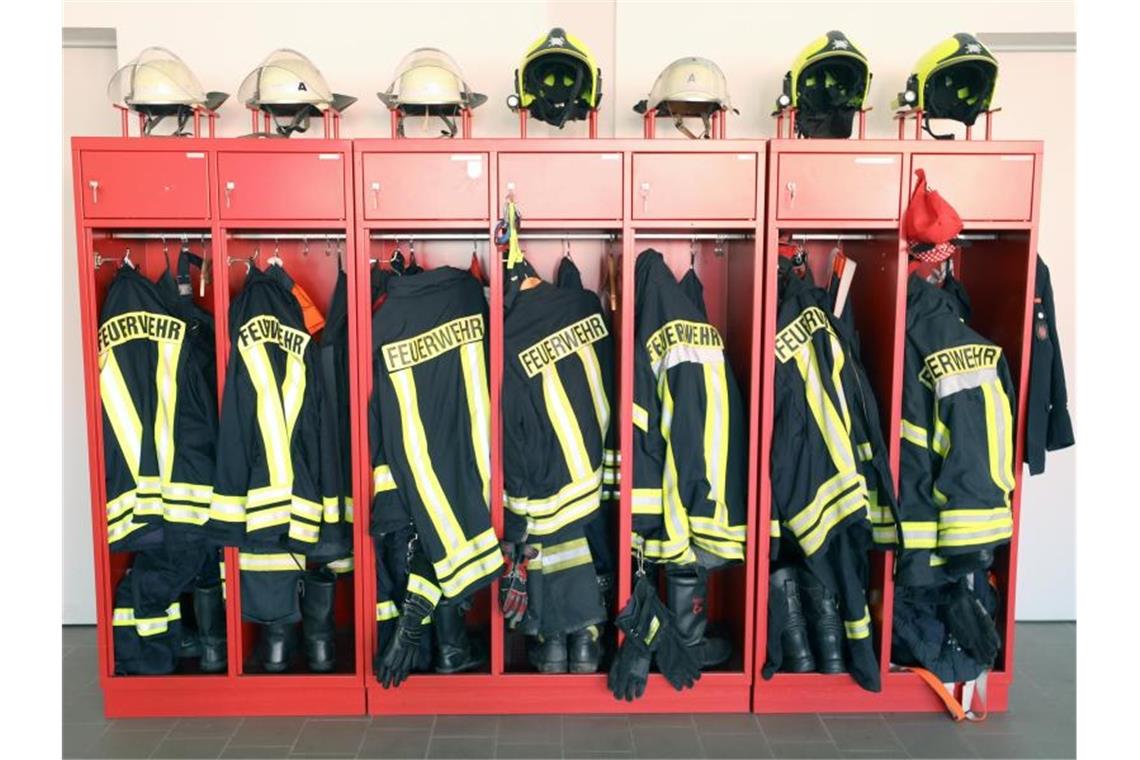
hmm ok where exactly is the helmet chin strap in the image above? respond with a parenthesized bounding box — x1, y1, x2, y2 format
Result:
(142, 108, 194, 137)
(273, 109, 312, 137)
(669, 110, 712, 139)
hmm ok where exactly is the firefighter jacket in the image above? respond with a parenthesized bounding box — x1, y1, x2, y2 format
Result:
(1025, 256, 1074, 475)
(631, 250, 748, 567)
(768, 267, 896, 692)
(369, 266, 502, 601)
(898, 275, 1016, 588)
(208, 264, 325, 556)
(97, 264, 217, 552)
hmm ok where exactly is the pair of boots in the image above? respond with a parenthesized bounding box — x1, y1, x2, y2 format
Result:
(260, 570, 338, 673)
(434, 597, 486, 674)
(179, 581, 228, 673)
(527, 626, 602, 674)
(770, 566, 845, 673)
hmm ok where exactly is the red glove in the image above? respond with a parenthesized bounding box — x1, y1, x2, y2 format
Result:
(499, 542, 538, 628)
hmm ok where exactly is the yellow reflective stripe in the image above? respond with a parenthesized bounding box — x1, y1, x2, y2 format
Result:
(829, 333, 852, 434)
(344, 497, 354, 524)
(392, 368, 464, 554)
(238, 552, 304, 572)
(543, 365, 592, 482)
(632, 403, 650, 432)
(242, 343, 292, 486)
(937, 508, 1013, 547)
(246, 506, 291, 532)
(578, 344, 611, 440)
(153, 339, 182, 485)
(770, 519, 781, 538)
(930, 553, 948, 567)
(900, 419, 929, 449)
(281, 342, 307, 440)
(288, 517, 320, 544)
(506, 468, 602, 518)
(407, 573, 442, 606)
(788, 469, 863, 536)
(702, 361, 731, 531)
(209, 493, 247, 523)
(376, 600, 399, 621)
(689, 515, 747, 541)
(107, 516, 146, 544)
(322, 496, 341, 524)
(99, 349, 143, 482)
(106, 491, 135, 522)
(932, 411, 952, 458)
(114, 602, 182, 636)
(163, 504, 209, 526)
(795, 342, 856, 473)
(692, 534, 745, 561)
(635, 531, 695, 565)
(460, 343, 492, 506)
(873, 526, 898, 544)
(112, 608, 136, 626)
(432, 527, 500, 580)
(326, 556, 354, 574)
(603, 449, 620, 466)
(901, 521, 938, 549)
(799, 487, 868, 557)
(659, 380, 693, 556)
(982, 379, 1016, 496)
(526, 491, 600, 536)
(437, 547, 503, 599)
(373, 465, 397, 494)
(844, 607, 871, 640)
(540, 537, 593, 573)
(856, 442, 874, 462)
(632, 488, 663, 515)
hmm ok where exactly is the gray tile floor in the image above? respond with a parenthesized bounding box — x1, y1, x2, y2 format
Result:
(63, 622, 1075, 759)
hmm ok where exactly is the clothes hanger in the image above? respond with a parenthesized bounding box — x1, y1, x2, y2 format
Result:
(266, 238, 284, 268)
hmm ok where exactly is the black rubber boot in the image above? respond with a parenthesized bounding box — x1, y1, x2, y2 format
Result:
(434, 597, 486, 674)
(179, 622, 202, 660)
(665, 565, 732, 669)
(567, 625, 601, 674)
(260, 622, 296, 673)
(798, 567, 846, 674)
(193, 582, 227, 673)
(528, 634, 568, 673)
(301, 569, 337, 673)
(768, 566, 815, 673)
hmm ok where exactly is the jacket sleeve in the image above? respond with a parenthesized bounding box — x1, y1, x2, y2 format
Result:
(1039, 259, 1075, 453)
(167, 346, 217, 531)
(285, 348, 326, 553)
(207, 339, 252, 545)
(501, 387, 532, 544)
(368, 364, 411, 538)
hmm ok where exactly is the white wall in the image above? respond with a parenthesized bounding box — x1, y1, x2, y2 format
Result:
(62, 0, 1076, 620)
(63, 41, 120, 623)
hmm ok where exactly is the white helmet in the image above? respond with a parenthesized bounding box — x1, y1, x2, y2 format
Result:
(238, 49, 356, 136)
(107, 47, 228, 135)
(633, 57, 735, 138)
(378, 48, 486, 137)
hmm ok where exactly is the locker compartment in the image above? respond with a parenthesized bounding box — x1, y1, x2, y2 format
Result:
(499, 234, 624, 675)
(361, 153, 490, 221)
(222, 233, 360, 676)
(80, 150, 210, 219)
(363, 232, 496, 682)
(87, 230, 227, 678)
(218, 152, 347, 220)
(760, 230, 903, 682)
(632, 153, 759, 220)
(627, 236, 760, 676)
(498, 152, 623, 221)
(776, 153, 903, 221)
(911, 154, 1036, 222)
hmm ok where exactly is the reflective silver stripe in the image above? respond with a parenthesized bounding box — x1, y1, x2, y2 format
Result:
(238, 552, 304, 572)
(527, 492, 600, 536)
(326, 557, 354, 574)
(901, 521, 938, 548)
(938, 508, 1012, 525)
(246, 485, 294, 507)
(632, 403, 650, 432)
(407, 573, 442, 606)
(900, 419, 928, 448)
(540, 538, 592, 574)
(163, 504, 209, 525)
(936, 367, 998, 399)
(289, 521, 320, 543)
(432, 527, 499, 580)
(106, 491, 136, 521)
(437, 549, 503, 599)
(653, 345, 725, 378)
(373, 465, 397, 493)
(246, 506, 291, 531)
(376, 600, 399, 621)
(163, 482, 214, 502)
(845, 607, 871, 640)
(292, 497, 323, 522)
(856, 442, 873, 462)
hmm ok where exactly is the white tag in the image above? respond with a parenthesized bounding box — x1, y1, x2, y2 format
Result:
(600, 154, 620, 161)
(185, 152, 205, 159)
(855, 156, 895, 165)
(460, 157, 484, 179)
(1000, 155, 1033, 162)
(318, 153, 340, 160)
(737, 154, 754, 160)
(450, 154, 481, 161)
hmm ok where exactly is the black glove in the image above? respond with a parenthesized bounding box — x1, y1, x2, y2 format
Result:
(377, 591, 435, 689)
(608, 576, 666, 701)
(939, 579, 1000, 667)
(608, 636, 652, 701)
(655, 623, 701, 691)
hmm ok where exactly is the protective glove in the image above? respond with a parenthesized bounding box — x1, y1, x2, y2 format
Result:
(499, 542, 539, 629)
(608, 576, 664, 701)
(939, 579, 1000, 667)
(377, 591, 435, 689)
(655, 622, 702, 691)
(608, 636, 652, 701)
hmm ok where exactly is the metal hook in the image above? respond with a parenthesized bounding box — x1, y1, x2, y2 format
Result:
(634, 541, 646, 579)
(302, 237, 309, 257)
(273, 237, 279, 258)
(124, 248, 134, 269)
(689, 237, 697, 270)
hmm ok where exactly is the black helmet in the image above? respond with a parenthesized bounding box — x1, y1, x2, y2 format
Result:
(895, 33, 999, 138)
(776, 31, 871, 139)
(512, 27, 602, 128)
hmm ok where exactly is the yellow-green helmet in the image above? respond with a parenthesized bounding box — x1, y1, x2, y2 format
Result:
(895, 33, 998, 132)
(511, 27, 601, 128)
(776, 31, 871, 139)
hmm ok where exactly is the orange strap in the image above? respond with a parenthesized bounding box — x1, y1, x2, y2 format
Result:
(911, 668, 989, 722)
(291, 283, 326, 336)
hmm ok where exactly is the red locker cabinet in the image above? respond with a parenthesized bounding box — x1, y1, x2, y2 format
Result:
(71, 137, 366, 718)
(354, 140, 764, 714)
(754, 139, 1043, 714)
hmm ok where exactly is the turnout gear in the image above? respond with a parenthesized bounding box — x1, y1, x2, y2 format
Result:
(98, 264, 218, 552)
(376, 556, 439, 688)
(193, 580, 227, 673)
(633, 56, 736, 139)
(632, 250, 748, 567)
(434, 597, 485, 674)
(369, 266, 502, 600)
(239, 49, 357, 136)
(762, 566, 815, 675)
(776, 31, 871, 139)
(1025, 256, 1074, 475)
(799, 567, 846, 674)
(301, 568, 337, 672)
(608, 575, 700, 700)
(894, 33, 998, 139)
(108, 47, 228, 135)
(513, 27, 602, 127)
(568, 625, 602, 673)
(768, 265, 897, 691)
(378, 48, 487, 137)
(373, 531, 435, 679)
(665, 564, 731, 669)
(897, 275, 1016, 588)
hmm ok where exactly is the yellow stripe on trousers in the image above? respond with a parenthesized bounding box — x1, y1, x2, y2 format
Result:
(391, 367, 464, 554)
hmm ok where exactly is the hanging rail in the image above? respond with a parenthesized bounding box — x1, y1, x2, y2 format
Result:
(368, 233, 616, 242)
(634, 233, 754, 241)
(786, 233, 1002, 242)
(227, 233, 346, 241)
(104, 232, 212, 241)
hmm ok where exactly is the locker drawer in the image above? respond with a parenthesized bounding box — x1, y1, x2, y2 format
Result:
(911, 154, 1035, 222)
(498, 152, 622, 220)
(776, 153, 902, 221)
(218, 151, 346, 220)
(80, 150, 209, 219)
(633, 152, 757, 220)
(362, 153, 489, 220)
